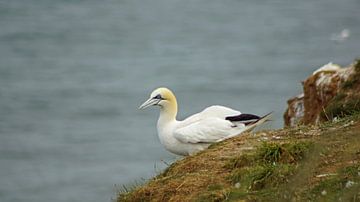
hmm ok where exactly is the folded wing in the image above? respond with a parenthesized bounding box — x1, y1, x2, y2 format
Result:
(174, 117, 240, 143)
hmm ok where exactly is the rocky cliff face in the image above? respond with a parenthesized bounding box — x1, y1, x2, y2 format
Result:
(284, 61, 359, 127)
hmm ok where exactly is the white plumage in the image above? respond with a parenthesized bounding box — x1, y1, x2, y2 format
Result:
(139, 87, 271, 156)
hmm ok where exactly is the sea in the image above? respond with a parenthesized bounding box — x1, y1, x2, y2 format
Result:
(0, 0, 359, 201)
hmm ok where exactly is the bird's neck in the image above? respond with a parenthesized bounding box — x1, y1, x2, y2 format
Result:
(158, 100, 178, 125)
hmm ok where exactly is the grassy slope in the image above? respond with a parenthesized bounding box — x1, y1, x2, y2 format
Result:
(118, 113, 360, 201)
(118, 60, 360, 202)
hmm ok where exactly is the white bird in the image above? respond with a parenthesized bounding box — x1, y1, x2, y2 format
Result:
(139, 87, 271, 156)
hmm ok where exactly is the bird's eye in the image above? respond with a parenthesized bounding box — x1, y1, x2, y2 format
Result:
(153, 94, 163, 100)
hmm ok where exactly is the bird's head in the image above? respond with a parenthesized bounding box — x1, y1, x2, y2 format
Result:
(139, 87, 177, 110)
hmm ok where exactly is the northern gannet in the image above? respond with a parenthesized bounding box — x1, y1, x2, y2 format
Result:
(139, 87, 271, 156)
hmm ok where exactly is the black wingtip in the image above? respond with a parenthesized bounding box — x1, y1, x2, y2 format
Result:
(225, 113, 261, 122)
(226, 112, 273, 126)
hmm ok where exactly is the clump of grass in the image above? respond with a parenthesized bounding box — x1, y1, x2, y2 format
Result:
(227, 141, 313, 196)
(226, 142, 313, 170)
(256, 141, 313, 164)
(257, 143, 283, 164)
(323, 95, 360, 120)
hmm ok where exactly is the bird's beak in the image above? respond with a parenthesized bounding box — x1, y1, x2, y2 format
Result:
(139, 98, 159, 110)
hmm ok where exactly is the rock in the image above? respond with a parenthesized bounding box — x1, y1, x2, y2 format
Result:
(284, 62, 356, 126)
(284, 93, 304, 126)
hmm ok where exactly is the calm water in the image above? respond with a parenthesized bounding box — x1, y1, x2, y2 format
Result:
(0, 0, 359, 201)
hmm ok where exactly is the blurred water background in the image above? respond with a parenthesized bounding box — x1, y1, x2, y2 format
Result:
(0, 0, 359, 201)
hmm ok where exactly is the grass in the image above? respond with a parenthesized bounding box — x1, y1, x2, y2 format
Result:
(117, 113, 360, 202)
(321, 60, 360, 121)
(322, 95, 360, 120)
(117, 107, 360, 202)
(318, 58, 360, 121)
(224, 141, 312, 201)
(305, 164, 360, 201)
(117, 58, 360, 201)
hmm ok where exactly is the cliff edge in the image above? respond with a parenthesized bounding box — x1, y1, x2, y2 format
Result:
(118, 59, 360, 202)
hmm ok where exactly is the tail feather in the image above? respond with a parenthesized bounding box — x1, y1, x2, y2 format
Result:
(217, 112, 272, 142)
(243, 112, 273, 132)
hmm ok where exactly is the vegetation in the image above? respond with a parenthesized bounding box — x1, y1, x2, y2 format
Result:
(118, 112, 360, 201)
(322, 59, 360, 120)
(118, 58, 360, 201)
